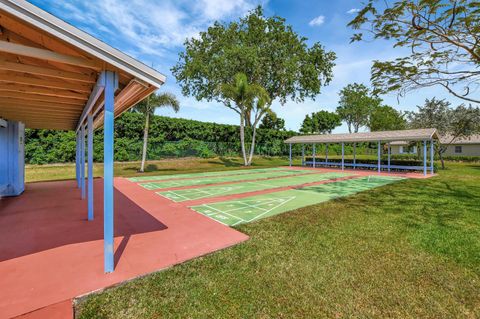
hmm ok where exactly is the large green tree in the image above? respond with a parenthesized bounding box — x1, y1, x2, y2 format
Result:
(300, 110, 341, 134)
(349, 0, 480, 104)
(172, 6, 336, 165)
(336, 83, 381, 133)
(132, 93, 180, 172)
(369, 105, 406, 131)
(407, 98, 480, 168)
(259, 111, 286, 131)
(219, 72, 270, 165)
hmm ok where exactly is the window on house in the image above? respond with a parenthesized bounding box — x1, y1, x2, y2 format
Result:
(455, 146, 462, 154)
(400, 145, 416, 154)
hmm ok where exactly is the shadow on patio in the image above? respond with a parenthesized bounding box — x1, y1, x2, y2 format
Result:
(0, 179, 167, 263)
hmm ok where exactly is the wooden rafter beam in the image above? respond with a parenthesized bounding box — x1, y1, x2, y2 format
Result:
(0, 92, 86, 105)
(0, 72, 92, 92)
(1, 106, 81, 116)
(0, 110, 80, 120)
(0, 58, 96, 83)
(0, 83, 89, 100)
(0, 97, 82, 109)
(0, 40, 101, 70)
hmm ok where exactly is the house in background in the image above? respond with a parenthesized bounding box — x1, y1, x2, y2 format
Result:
(391, 135, 480, 157)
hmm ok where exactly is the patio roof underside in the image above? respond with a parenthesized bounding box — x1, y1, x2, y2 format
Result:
(285, 128, 439, 144)
(0, 1, 164, 130)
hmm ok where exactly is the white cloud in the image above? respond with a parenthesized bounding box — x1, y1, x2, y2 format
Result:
(46, 0, 264, 58)
(347, 8, 360, 14)
(309, 15, 325, 26)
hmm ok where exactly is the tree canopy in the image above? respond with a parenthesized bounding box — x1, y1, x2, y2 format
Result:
(349, 0, 480, 104)
(368, 105, 406, 131)
(259, 111, 286, 131)
(407, 98, 480, 168)
(172, 6, 336, 106)
(336, 83, 381, 133)
(300, 110, 341, 134)
(172, 6, 336, 165)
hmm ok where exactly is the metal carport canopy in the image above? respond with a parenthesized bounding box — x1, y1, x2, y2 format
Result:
(0, 0, 166, 130)
(0, 0, 167, 273)
(284, 128, 439, 144)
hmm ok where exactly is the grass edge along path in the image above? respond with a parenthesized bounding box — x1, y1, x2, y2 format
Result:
(138, 169, 316, 190)
(127, 167, 288, 182)
(157, 172, 353, 202)
(191, 176, 403, 226)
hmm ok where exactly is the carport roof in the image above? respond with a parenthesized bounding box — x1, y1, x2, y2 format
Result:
(0, 0, 166, 130)
(285, 128, 439, 144)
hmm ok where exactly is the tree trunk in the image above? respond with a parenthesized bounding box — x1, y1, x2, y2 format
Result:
(438, 146, 446, 169)
(239, 111, 248, 166)
(140, 112, 149, 172)
(247, 125, 257, 165)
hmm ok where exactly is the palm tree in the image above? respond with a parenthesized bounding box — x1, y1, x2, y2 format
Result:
(219, 73, 270, 166)
(133, 92, 180, 172)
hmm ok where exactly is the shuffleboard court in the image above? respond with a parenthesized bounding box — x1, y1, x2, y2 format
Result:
(128, 167, 287, 182)
(191, 176, 403, 226)
(157, 172, 353, 202)
(139, 169, 315, 190)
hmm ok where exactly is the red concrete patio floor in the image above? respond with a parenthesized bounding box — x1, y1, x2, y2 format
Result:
(0, 178, 249, 319)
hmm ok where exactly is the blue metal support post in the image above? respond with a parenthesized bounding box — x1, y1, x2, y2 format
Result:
(313, 144, 316, 168)
(87, 113, 94, 221)
(289, 143, 292, 167)
(423, 140, 427, 176)
(301, 144, 305, 166)
(430, 139, 434, 174)
(81, 125, 86, 199)
(387, 142, 391, 172)
(341, 142, 344, 170)
(104, 71, 118, 273)
(76, 133, 80, 188)
(377, 141, 381, 173)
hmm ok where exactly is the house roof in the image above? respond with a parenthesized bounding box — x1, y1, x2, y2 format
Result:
(391, 134, 480, 145)
(285, 128, 439, 144)
(0, 0, 166, 130)
(439, 134, 480, 145)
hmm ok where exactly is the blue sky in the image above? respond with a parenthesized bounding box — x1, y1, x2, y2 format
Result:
(30, 0, 465, 132)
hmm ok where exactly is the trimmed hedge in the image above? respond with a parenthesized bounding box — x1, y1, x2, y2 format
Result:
(25, 112, 299, 164)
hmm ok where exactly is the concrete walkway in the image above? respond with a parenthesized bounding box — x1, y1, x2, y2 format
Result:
(0, 179, 248, 319)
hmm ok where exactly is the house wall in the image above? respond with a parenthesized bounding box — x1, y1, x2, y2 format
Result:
(390, 144, 480, 157)
(442, 144, 480, 157)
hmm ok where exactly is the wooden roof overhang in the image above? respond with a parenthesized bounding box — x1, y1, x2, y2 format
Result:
(0, 0, 166, 131)
(285, 128, 439, 144)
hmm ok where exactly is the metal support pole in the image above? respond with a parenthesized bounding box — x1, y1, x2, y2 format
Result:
(301, 144, 305, 166)
(377, 141, 381, 173)
(87, 113, 94, 221)
(430, 139, 434, 174)
(423, 140, 427, 176)
(325, 143, 328, 162)
(81, 125, 86, 199)
(104, 71, 118, 273)
(388, 142, 391, 172)
(341, 142, 344, 171)
(76, 133, 80, 188)
(313, 144, 316, 168)
(353, 143, 356, 169)
(289, 143, 292, 167)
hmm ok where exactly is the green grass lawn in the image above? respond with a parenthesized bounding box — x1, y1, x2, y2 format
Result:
(73, 161, 480, 318)
(25, 156, 291, 183)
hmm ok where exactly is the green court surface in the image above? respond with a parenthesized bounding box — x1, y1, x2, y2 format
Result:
(157, 172, 352, 202)
(139, 169, 315, 190)
(128, 167, 286, 182)
(191, 176, 403, 226)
